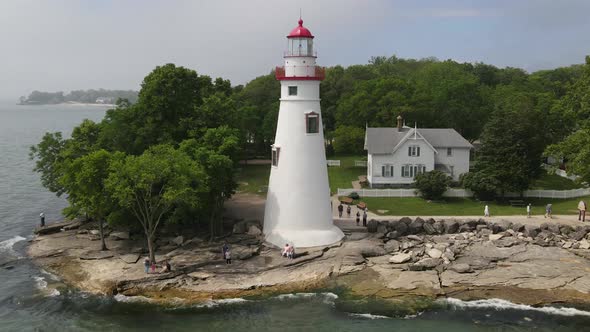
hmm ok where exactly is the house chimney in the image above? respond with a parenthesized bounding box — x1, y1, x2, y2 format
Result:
(396, 115, 403, 131)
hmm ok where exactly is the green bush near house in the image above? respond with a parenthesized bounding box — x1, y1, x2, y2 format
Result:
(414, 170, 451, 200)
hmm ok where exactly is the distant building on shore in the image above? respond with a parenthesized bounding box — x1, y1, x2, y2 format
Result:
(95, 97, 115, 104)
(364, 116, 472, 187)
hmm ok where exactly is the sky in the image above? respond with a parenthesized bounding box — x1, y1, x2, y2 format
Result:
(1, 0, 589, 100)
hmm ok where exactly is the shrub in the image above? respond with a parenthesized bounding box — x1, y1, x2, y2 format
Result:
(414, 170, 451, 200)
(348, 192, 360, 200)
(460, 171, 499, 201)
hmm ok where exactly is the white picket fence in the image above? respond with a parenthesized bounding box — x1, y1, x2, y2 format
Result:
(337, 187, 590, 199)
(354, 160, 367, 167)
(327, 160, 341, 167)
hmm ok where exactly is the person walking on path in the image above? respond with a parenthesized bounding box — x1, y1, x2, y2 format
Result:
(355, 210, 360, 226)
(363, 209, 368, 227)
(39, 212, 45, 227)
(224, 249, 232, 264)
(526, 203, 532, 218)
(484, 205, 490, 217)
(338, 203, 343, 218)
(578, 200, 587, 222)
(346, 205, 351, 218)
(545, 203, 552, 219)
(143, 258, 150, 274)
(222, 242, 230, 259)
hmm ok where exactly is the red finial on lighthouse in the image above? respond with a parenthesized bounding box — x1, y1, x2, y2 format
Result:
(288, 18, 314, 39)
(298, 19, 303, 26)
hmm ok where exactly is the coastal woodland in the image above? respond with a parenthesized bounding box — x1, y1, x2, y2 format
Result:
(19, 89, 138, 105)
(29, 56, 590, 260)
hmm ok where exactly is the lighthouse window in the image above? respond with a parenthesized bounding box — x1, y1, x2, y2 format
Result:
(271, 147, 280, 167)
(306, 113, 319, 134)
(288, 86, 298, 96)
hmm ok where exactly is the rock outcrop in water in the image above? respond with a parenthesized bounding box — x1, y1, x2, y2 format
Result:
(27, 216, 590, 307)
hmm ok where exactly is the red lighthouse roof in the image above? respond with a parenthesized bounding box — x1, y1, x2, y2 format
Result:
(287, 19, 314, 39)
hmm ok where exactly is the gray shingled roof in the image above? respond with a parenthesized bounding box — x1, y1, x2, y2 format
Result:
(365, 127, 472, 154)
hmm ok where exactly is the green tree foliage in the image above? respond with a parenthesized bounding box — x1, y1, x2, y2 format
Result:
(461, 172, 500, 201)
(106, 145, 207, 262)
(545, 127, 590, 184)
(332, 125, 366, 155)
(414, 171, 451, 200)
(30, 132, 67, 195)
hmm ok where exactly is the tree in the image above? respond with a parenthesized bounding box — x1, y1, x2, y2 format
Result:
(106, 145, 207, 263)
(414, 171, 451, 200)
(30, 132, 67, 195)
(332, 125, 366, 155)
(461, 172, 500, 201)
(61, 150, 122, 250)
(545, 127, 590, 184)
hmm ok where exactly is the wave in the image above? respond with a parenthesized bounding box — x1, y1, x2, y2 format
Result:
(0, 235, 26, 254)
(443, 298, 590, 317)
(192, 298, 250, 308)
(272, 292, 339, 305)
(348, 313, 390, 319)
(32, 275, 61, 297)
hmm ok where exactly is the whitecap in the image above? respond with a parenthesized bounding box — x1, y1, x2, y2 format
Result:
(273, 292, 338, 305)
(443, 298, 590, 317)
(33, 276, 48, 289)
(0, 235, 26, 254)
(349, 313, 390, 319)
(193, 298, 250, 308)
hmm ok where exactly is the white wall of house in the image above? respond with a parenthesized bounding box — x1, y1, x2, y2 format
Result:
(433, 146, 470, 181)
(369, 138, 436, 187)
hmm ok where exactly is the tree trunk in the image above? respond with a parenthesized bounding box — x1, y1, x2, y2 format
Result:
(146, 230, 155, 263)
(99, 218, 108, 251)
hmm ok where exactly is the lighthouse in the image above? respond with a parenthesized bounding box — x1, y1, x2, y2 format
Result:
(263, 19, 344, 248)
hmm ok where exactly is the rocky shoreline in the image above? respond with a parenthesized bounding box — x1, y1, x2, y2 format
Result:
(27, 216, 590, 311)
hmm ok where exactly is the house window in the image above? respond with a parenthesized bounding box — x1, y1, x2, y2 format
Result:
(408, 145, 420, 157)
(288, 86, 298, 96)
(381, 165, 394, 177)
(402, 164, 426, 178)
(271, 146, 280, 167)
(447, 148, 452, 156)
(449, 165, 454, 177)
(306, 113, 319, 134)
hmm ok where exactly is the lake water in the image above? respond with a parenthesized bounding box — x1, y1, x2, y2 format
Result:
(1, 102, 590, 331)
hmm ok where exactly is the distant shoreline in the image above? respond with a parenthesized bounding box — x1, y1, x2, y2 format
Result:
(17, 102, 116, 107)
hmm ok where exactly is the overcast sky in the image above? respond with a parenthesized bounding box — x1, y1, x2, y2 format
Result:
(1, 0, 589, 100)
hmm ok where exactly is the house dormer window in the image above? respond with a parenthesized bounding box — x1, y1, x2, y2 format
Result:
(305, 112, 319, 134)
(271, 146, 280, 167)
(408, 145, 420, 157)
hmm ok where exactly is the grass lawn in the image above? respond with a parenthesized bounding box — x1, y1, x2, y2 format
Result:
(531, 170, 582, 190)
(236, 155, 366, 195)
(360, 195, 589, 216)
(235, 164, 270, 195)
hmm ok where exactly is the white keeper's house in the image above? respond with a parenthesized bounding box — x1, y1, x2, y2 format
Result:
(364, 116, 473, 187)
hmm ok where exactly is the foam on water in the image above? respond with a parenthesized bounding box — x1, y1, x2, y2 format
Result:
(349, 313, 390, 319)
(443, 298, 590, 317)
(114, 294, 154, 303)
(0, 235, 26, 254)
(273, 292, 339, 305)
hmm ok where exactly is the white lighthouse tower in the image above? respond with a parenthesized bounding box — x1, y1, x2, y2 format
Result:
(263, 19, 344, 248)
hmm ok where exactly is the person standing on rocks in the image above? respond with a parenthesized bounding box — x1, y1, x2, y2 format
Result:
(578, 200, 587, 222)
(224, 249, 232, 264)
(222, 242, 230, 259)
(338, 203, 343, 218)
(346, 205, 351, 218)
(39, 212, 45, 227)
(355, 210, 360, 226)
(143, 258, 150, 274)
(150, 261, 157, 273)
(362, 209, 368, 227)
(484, 205, 490, 217)
(527, 203, 532, 218)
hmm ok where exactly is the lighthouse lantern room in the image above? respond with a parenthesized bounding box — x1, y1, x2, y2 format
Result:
(263, 19, 344, 248)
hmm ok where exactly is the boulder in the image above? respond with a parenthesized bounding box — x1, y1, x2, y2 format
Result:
(89, 230, 100, 235)
(495, 237, 522, 248)
(570, 229, 589, 241)
(423, 222, 437, 235)
(392, 220, 409, 235)
(476, 224, 488, 232)
(444, 220, 459, 234)
(367, 220, 379, 233)
(384, 240, 400, 253)
(449, 263, 473, 273)
(580, 239, 590, 250)
(562, 241, 573, 249)
(377, 224, 388, 235)
(560, 225, 575, 236)
(548, 223, 561, 234)
(171, 236, 184, 246)
(511, 223, 525, 232)
(109, 231, 130, 241)
(386, 231, 400, 240)
(247, 225, 262, 236)
(524, 224, 541, 238)
(232, 221, 248, 234)
(489, 233, 504, 241)
(433, 221, 445, 234)
(389, 252, 411, 264)
(360, 245, 387, 258)
(398, 217, 412, 225)
(407, 235, 423, 242)
(413, 257, 441, 270)
(540, 223, 550, 231)
(492, 220, 511, 234)
(426, 248, 443, 259)
(408, 218, 424, 234)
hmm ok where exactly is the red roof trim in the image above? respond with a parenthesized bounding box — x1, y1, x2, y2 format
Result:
(287, 19, 314, 39)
